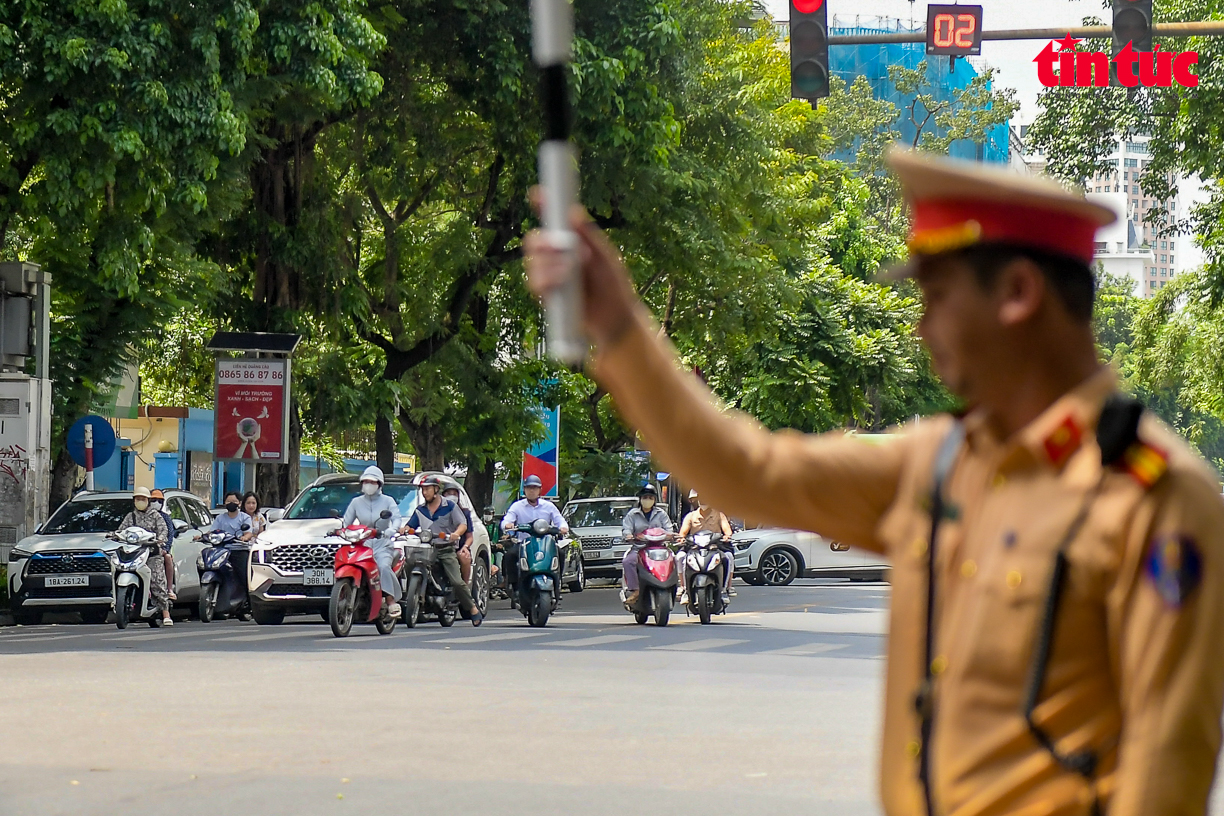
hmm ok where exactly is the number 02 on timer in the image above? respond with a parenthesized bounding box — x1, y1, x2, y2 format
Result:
(925, 4, 983, 57)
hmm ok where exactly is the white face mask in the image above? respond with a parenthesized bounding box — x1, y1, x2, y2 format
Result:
(134, 499, 149, 512)
(150, 501, 163, 512)
(640, 498, 656, 511)
(361, 482, 380, 496)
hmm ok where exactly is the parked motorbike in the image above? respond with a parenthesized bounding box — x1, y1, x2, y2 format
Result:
(197, 524, 251, 623)
(400, 530, 460, 628)
(508, 518, 564, 628)
(327, 511, 400, 638)
(682, 531, 729, 624)
(108, 526, 165, 630)
(620, 527, 678, 626)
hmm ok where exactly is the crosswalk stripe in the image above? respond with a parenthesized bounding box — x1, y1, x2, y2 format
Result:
(547, 634, 648, 647)
(758, 643, 848, 656)
(648, 637, 747, 652)
(101, 629, 206, 642)
(1, 633, 85, 643)
(210, 629, 327, 643)
(424, 631, 552, 645)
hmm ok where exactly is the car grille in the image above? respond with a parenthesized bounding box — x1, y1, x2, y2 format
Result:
(27, 585, 112, 599)
(265, 584, 331, 598)
(27, 552, 111, 575)
(579, 535, 615, 552)
(266, 543, 338, 573)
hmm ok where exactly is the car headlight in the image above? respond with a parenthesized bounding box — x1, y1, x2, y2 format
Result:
(9, 548, 31, 562)
(734, 540, 757, 551)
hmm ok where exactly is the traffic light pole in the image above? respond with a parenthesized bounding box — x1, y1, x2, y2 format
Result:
(828, 19, 1224, 45)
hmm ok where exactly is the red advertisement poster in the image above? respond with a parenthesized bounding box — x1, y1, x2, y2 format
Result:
(214, 359, 289, 463)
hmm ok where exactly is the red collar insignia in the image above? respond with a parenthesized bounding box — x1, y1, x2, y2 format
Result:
(1042, 416, 1083, 467)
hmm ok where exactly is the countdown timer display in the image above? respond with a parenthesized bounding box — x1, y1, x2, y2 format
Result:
(925, 4, 984, 56)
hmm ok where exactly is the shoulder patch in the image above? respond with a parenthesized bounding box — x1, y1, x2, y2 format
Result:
(1145, 534, 1203, 607)
(1043, 415, 1083, 467)
(1121, 441, 1169, 488)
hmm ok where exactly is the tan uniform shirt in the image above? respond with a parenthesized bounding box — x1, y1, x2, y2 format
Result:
(680, 507, 731, 537)
(594, 310, 1224, 816)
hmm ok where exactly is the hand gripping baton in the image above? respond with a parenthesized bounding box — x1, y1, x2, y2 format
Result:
(532, 0, 588, 364)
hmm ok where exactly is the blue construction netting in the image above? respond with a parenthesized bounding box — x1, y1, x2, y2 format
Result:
(829, 18, 1009, 164)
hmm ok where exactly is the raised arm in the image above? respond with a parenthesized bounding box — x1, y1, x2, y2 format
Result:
(526, 213, 908, 552)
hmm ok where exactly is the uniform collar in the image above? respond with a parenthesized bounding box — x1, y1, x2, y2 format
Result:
(963, 367, 1117, 473)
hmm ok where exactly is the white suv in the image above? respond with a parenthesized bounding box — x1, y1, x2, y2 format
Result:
(248, 472, 491, 624)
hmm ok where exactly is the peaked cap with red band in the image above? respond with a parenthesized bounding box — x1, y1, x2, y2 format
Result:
(880, 147, 1117, 280)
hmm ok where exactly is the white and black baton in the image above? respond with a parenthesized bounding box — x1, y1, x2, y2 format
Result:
(532, 0, 587, 364)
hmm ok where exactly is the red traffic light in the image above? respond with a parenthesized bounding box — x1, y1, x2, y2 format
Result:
(793, 0, 825, 12)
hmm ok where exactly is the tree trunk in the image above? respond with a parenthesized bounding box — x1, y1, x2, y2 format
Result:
(49, 449, 80, 511)
(398, 408, 445, 472)
(375, 413, 395, 474)
(464, 459, 496, 512)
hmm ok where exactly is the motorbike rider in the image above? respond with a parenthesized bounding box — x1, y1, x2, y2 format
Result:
(620, 483, 674, 606)
(209, 491, 255, 608)
(441, 483, 475, 585)
(340, 466, 404, 618)
(149, 489, 177, 602)
(403, 474, 483, 626)
(677, 488, 735, 605)
(117, 486, 172, 626)
(500, 475, 569, 602)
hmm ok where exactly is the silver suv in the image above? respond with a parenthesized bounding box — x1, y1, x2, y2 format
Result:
(562, 497, 640, 580)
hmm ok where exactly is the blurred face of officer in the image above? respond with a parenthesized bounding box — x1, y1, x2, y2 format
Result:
(915, 253, 1046, 407)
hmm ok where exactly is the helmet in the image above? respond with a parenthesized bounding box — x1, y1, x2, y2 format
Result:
(150, 489, 165, 500)
(419, 474, 446, 490)
(638, 483, 658, 498)
(133, 486, 152, 499)
(523, 475, 543, 489)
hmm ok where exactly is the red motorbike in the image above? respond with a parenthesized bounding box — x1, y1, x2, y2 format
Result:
(327, 518, 402, 638)
(621, 527, 678, 626)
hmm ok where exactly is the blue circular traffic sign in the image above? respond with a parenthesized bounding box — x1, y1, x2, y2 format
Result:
(67, 415, 117, 468)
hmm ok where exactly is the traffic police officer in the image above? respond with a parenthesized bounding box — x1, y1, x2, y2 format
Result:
(524, 147, 1224, 816)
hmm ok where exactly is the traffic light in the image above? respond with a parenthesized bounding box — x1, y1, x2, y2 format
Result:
(1112, 0, 1153, 55)
(790, 0, 830, 102)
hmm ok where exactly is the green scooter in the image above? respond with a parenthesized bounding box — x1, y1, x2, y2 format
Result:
(509, 519, 563, 627)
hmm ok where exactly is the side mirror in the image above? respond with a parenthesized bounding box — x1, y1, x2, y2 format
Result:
(241, 523, 251, 532)
(172, 519, 189, 534)
(328, 509, 341, 519)
(265, 508, 284, 523)
(380, 510, 392, 519)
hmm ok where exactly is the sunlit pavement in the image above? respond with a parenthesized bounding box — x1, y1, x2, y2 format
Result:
(4, 580, 881, 815)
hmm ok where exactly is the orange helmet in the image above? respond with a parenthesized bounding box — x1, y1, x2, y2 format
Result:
(150, 489, 165, 499)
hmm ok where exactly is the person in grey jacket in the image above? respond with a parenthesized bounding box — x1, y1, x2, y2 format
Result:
(340, 466, 403, 616)
(117, 486, 172, 626)
(620, 483, 674, 604)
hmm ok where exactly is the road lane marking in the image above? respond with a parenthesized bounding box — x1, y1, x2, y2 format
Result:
(758, 643, 848, 656)
(100, 629, 210, 642)
(648, 638, 747, 652)
(424, 631, 552, 645)
(210, 629, 329, 643)
(2, 633, 86, 643)
(546, 634, 648, 647)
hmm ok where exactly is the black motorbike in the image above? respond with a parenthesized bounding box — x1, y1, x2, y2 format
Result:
(399, 530, 460, 627)
(197, 524, 251, 623)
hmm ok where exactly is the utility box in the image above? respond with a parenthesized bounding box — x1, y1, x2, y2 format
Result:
(0, 375, 52, 557)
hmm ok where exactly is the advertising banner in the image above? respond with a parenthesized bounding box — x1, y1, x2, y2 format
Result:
(522, 405, 560, 498)
(214, 359, 290, 463)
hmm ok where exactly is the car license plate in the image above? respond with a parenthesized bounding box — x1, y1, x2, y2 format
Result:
(45, 576, 88, 588)
(303, 568, 333, 586)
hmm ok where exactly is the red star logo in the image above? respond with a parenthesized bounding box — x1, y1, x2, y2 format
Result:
(1054, 34, 1082, 51)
